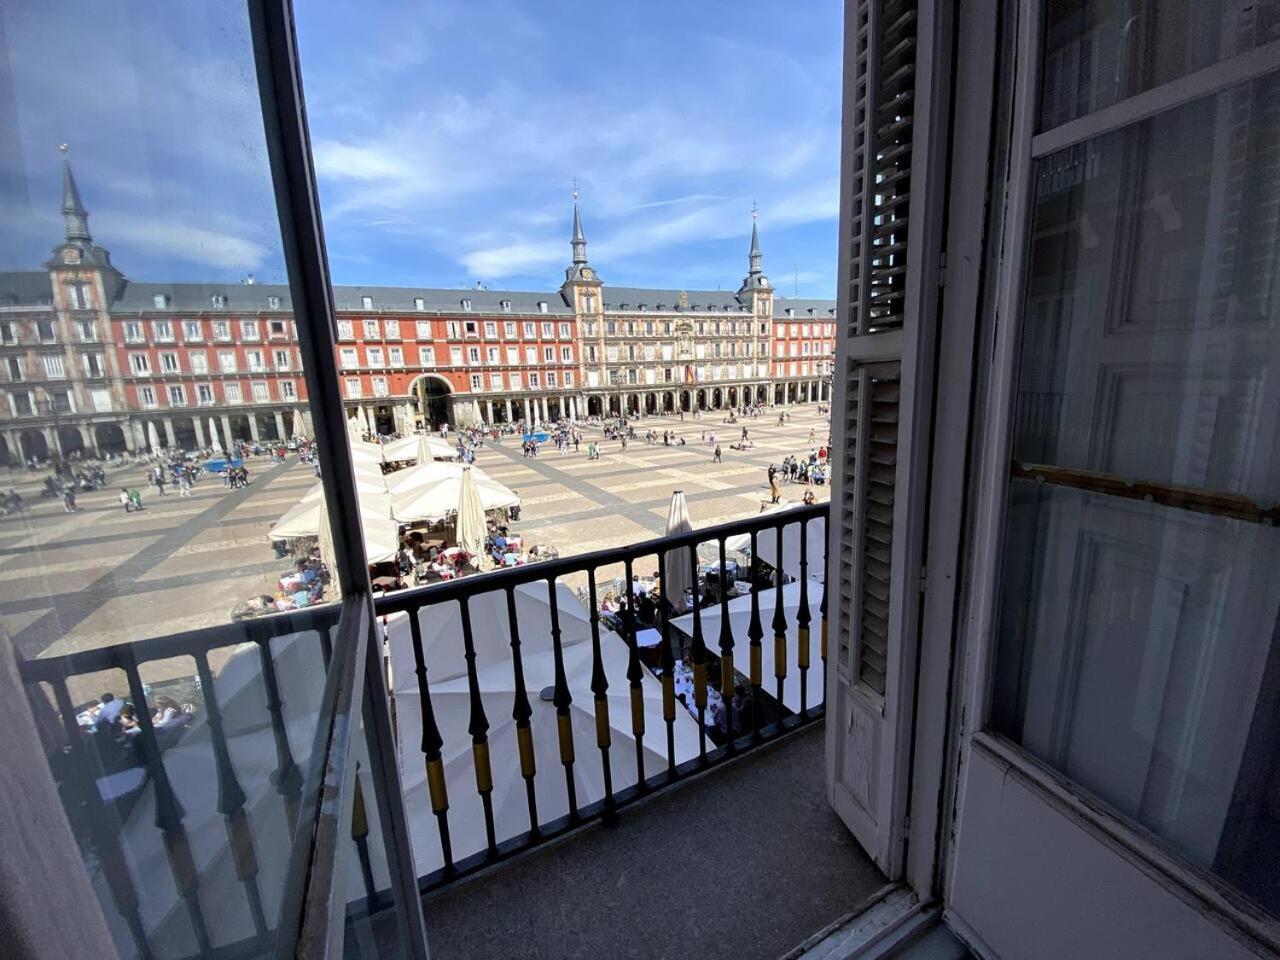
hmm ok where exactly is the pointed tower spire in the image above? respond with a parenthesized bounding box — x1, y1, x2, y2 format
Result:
(59, 144, 92, 244)
(571, 183, 588, 266)
(747, 201, 762, 277)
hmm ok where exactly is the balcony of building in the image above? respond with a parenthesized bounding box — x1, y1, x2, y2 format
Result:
(13, 504, 917, 960)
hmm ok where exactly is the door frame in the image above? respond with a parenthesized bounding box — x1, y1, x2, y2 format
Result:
(936, 1, 1280, 956)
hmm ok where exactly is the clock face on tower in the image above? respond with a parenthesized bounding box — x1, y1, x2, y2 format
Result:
(581, 268, 594, 280)
(61, 248, 81, 264)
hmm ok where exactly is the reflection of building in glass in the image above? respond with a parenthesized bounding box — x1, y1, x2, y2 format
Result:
(0, 162, 835, 462)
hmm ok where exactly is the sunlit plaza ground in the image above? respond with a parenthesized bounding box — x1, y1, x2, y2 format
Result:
(0, 405, 831, 693)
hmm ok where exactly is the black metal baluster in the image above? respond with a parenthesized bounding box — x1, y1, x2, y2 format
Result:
(407, 612, 453, 873)
(656, 549, 678, 776)
(505, 585, 539, 835)
(122, 654, 212, 958)
(747, 530, 764, 741)
(256, 633, 301, 834)
(820, 530, 829, 704)
(547, 578, 578, 819)
(458, 596, 498, 857)
(689, 542, 708, 763)
(589, 568, 616, 809)
(623, 558, 647, 793)
(797, 519, 812, 717)
(50, 677, 152, 960)
(772, 523, 789, 727)
(194, 651, 267, 939)
(717, 536, 735, 749)
(351, 771, 378, 914)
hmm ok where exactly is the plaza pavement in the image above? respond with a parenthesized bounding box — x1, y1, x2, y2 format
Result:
(0, 404, 831, 694)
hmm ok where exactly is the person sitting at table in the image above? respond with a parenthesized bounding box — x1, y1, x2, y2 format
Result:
(118, 704, 142, 737)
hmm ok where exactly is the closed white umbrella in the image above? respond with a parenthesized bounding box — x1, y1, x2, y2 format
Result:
(147, 421, 162, 452)
(670, 580, 820, 714)
(207, 417, 224, 454)
(662, 490, 693, 612)
(359, 407, 372, 437)
(725, 503, 826, 582)
(392, 474, 518, 523)
(388, 610, 701, 874)
(455, 467, 487, 560)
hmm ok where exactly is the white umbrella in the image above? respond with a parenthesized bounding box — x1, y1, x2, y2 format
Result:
(147, 421, 162, 452)
(671, 580, 821, 714)
(359, 407, 372, 437)
(385, 460, 488, 497)
(381, 582, 589, 684)
(269, 485, 400, 562)
(379, 434, 455, 463)
(662, 491, 693, 612)
(301, 472, 388, 499)
(207, 417, 224, 454)
(455, 468, 486, 559)
(725, 503, 826, 582)
(389, 615, 701, 874)
(392, 474, 519, 523)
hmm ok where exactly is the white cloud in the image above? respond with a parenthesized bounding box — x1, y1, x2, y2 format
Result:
(95, 212, 269, 272)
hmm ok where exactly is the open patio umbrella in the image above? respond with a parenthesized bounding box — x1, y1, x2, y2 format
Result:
(670, 580, 820, 714)
(392, 473, 518, 523)
(385, 460, 488, 497)
(301, 472, 388, 499)
(725, 503, 827, 583)
(662, 490, 693, 612)
(269, 485, 400, 562)
(454, 468, 487, 560)
(379, 433, 455, 463)
(389, 615, 702, 874)
(147, 421, 162, 452)
(381, 581, 589, 684)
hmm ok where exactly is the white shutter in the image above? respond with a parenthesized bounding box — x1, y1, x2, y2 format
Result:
(825, 0, 949, 878)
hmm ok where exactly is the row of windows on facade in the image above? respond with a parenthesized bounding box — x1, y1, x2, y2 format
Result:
(125, 348, 299, 377)
(6, 378, 297, 417)
(3, 353, 104, 381)
(0, 318, 96, 343)
(583, 319, 835, 338)
(118, 317, 293, 345)
(139, 291, 555, 314)
(583, 340, 831, 363)
(343, 369, 577, 400)
(338, 344, 577, 370)
(338, 318, 573, 342)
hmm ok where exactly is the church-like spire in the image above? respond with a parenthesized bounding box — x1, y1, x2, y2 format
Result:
(747, 202, 762, 277)
(571, 186, 588, 266)
(59, 144, 91, 244)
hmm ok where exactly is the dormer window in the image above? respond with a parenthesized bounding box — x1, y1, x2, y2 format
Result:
(461, 298, 472, 311)
(414, 297, 426, 311)
(361, 295, 374, 309)
(538, 301, 548, 313)
(211, 294, 226, 308)
(807, 307, 816, 316)
(152, 294, 169, 309)
(785, 308, 795, 317)
(267, 295, 281, 309)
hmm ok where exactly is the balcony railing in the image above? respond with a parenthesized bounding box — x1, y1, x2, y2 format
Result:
(19, 504, 827, 960)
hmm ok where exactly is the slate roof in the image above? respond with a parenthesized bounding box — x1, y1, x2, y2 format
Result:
(0, 272, 53, 306)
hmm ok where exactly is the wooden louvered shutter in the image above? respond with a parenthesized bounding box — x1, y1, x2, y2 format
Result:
(825, 0, 949, 878)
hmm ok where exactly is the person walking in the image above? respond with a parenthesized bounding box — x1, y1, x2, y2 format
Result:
(741, 426, 749, 441)
(713, 444, 722, 463)
(767, 464, 781, 504)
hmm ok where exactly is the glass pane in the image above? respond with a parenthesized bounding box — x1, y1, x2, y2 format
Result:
(1015, 77, 1280, 499)
(1039, 0, 1280, 130)
(994, 76, 1280, 917)
(0, 3, 353, 957)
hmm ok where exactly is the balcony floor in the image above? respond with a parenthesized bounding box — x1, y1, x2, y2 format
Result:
(419, 723, 885, 960)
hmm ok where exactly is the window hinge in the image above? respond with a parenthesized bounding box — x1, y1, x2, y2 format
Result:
(919, 565, 927, 593)
(937, 250, 947, 289)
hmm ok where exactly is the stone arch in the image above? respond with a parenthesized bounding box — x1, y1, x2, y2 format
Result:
(95, 422, 127, 455)
(19, 429, 48, 462)
(407, 373, 454, 430)
(57, 425, 85, 458)
(587, 395, 603, 417)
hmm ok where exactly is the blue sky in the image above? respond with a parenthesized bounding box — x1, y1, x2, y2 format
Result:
(1, 0, 842, 298)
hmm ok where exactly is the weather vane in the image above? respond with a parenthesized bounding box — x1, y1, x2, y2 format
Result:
(572, 177, 579, 201)
(752, 199, 758, 220)
(59, 143, 69, 155)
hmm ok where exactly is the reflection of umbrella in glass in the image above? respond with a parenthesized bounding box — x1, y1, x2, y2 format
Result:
(393, 474, 518, 523)
(389, 618, 701, 874)
(725, 504, 826, 582)
(454, 468, 487, 559)
(382, 582, 587, 684)
(671, 580, 819, 714)
(147, 421, 162, 452)
(662, 491, 693, 612)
